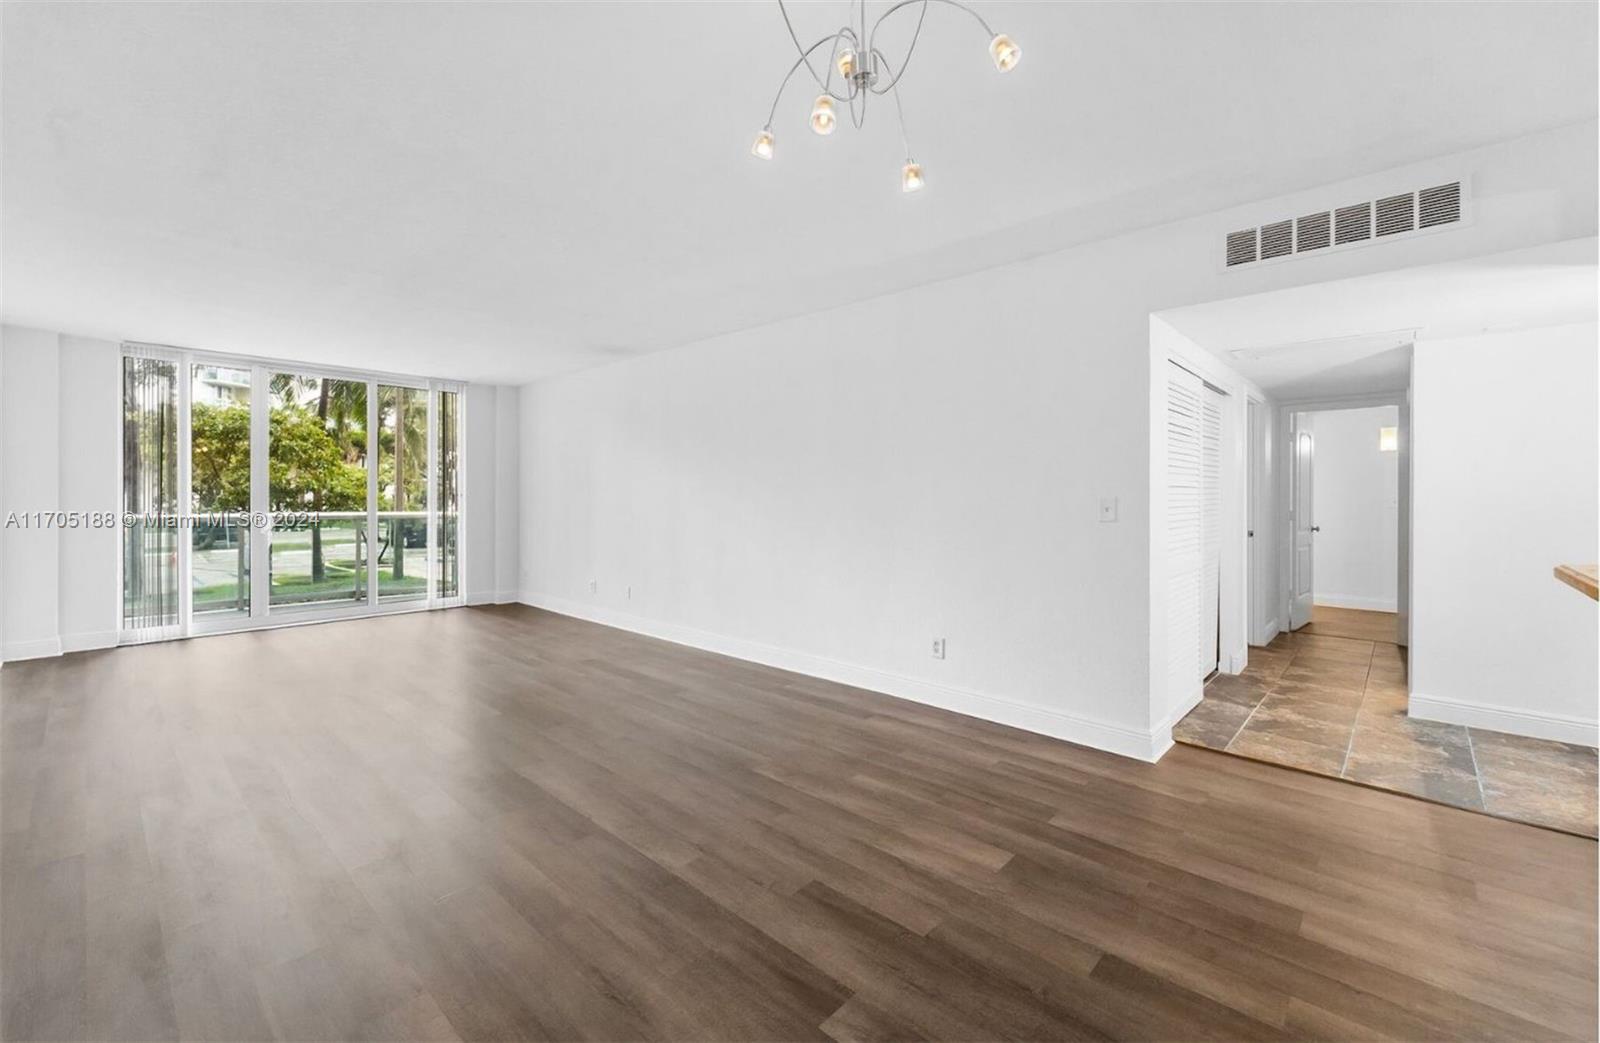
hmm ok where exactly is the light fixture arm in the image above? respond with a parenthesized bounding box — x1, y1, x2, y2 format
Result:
(872, 48, 912, 159)
(869, 0, 995, 54)
(865, 1, 930, 95)
(777, 2, 864, 101)
(764, 30, 852, 128)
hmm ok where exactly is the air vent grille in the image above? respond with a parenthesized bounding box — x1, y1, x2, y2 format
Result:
(1375, 193, 1414, 237)
(1419, 181, 1462, 227)
(1224, 178, 1466, 269)
(1225, 229, 1257, 267)
(1334, 203, 1372, 245)
(1295, 212, 1330, 252)
(1259, 220, 1293, 260)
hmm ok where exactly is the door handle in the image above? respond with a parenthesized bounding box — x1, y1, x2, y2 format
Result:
(1310, 526, 1321, 533)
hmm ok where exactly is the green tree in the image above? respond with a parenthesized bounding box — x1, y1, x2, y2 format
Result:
(268, 375, 367, 580)
(191, 403, 252, 512)
(268, 407, 366, 513)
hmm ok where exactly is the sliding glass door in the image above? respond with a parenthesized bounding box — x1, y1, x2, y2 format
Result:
(377, 385, 427, 602)
(269, 373, 370, 608)
(120, 344, 465, 644)
(190, 363, 252, 616)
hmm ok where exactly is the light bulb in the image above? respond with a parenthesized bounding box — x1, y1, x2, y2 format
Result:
(809, 95, 836, 135)
(751, 129, 775, 160)
(836, 48, 857, 78)
(901, 161, 924, 193)
(989, 33, 1020, 72)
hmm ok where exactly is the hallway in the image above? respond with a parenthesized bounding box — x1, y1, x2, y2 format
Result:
(1175, 608, 1598, 836)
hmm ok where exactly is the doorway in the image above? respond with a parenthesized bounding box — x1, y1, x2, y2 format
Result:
(1288, 404, 1402, 642)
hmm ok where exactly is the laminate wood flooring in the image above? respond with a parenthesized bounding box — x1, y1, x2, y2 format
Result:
(4, 605, 1596, 1041)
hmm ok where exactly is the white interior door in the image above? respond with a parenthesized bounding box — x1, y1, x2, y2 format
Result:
(1290, 414, 1316, 629)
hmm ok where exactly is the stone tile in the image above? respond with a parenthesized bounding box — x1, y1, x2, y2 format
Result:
(1470, 729, 1598, 837)
(1272, 677, 1368, 706)
(1280, 661, 1369, 692)
(1470, 729, 1598, 782)
(1254, 690, 1363, 732)
(1172, 698, 1252, 751)
(1370, 642, 1406, 665)
(1226, 728, 1347, 777)
(1201, 673, 1272, 710)
(1342, 719, 1483, 809)
(1240, 647, 1293, 682)
(1263, 632, 1297, 654)
(1291, 634, 1375, 662)
(1355, 683, 1409, 721)
(1366, 662, 1407, 686)
(1179, 623, 1591, 838)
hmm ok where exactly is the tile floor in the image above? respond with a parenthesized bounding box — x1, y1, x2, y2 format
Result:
(1175, 606, 1599, 837)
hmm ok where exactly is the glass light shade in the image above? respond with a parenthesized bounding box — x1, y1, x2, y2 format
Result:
(1379, 426, 1398, 452)
(836, 48, 857, 78)
(809, 95, 837, 135)
(751, 129, 775, 160)
(901, 161, 924, 193)
(989, 33, 1020, 72)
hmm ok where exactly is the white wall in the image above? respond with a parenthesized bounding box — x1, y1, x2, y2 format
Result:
(519, 122, 1599, 761)
(0, 324, 520, 662)
(0, 327, 121, 661)
(1410, 321, 1598, 746)
(1, 327, 67, 659)
(1307, 405, 1400, 612)
(462, 382, 522, 605)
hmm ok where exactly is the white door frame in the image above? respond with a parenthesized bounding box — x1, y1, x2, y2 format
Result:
(1147, 316, 1264, 757)
(1272, 389, 1408, 640)
(1246, 396, 1276, 645)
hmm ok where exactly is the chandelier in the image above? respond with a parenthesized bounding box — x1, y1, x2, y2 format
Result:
(750, 0, 1020, 193)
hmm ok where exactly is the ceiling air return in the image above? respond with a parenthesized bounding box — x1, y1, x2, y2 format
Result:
(1223, 178, 1468, 269)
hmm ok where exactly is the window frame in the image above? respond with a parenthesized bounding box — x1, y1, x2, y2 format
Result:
(117, 342, 467, 643)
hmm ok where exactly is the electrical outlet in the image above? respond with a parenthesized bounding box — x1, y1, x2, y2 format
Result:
(588, 579, 597, 594)
(931, 638, 946, 660)
(1099, 497, 1119, 523)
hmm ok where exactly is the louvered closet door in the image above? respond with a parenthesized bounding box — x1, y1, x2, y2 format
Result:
(1198, 385, 1224, 678)
(1166, 362, 1205, 706)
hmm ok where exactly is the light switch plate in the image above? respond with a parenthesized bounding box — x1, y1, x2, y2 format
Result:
(1099, 497, 1119, 523)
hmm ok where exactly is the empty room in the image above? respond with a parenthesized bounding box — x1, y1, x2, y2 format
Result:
(1, 3, 1597, 1042)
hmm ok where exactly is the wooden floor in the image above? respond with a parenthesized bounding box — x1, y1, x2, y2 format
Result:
(3, 606, 1596, 1042)
(1176, 607, 1599, 837)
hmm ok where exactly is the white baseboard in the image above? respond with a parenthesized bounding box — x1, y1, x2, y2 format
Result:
(1313, 594, 1398, 612)
(1, 637, 63, 662)
(519, 591, 1169, 762)
(1148, 685, 1205, 761)
(61, 629, 118, 654)
(1253, 617, 1281, 647)
(465, 589, 522, 607)
(1410, 691, 1599, 748)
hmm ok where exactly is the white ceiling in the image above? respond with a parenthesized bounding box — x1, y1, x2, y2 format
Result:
(3, 1, 1596, 383)
(1160, 237, 1599, 400)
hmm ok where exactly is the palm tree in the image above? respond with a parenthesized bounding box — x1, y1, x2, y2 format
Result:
(379, 388, 427, 581)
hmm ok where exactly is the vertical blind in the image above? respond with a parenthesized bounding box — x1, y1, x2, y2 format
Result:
(436, 389, 460, 599)
(122, 349, 181, 639)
